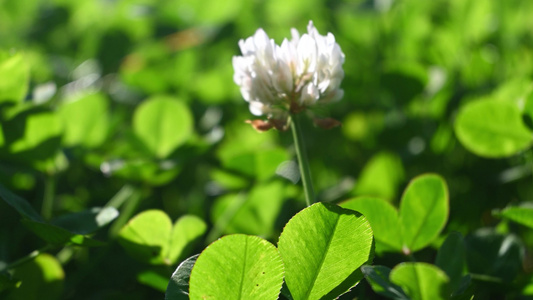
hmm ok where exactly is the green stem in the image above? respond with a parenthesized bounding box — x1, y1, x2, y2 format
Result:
(42, 174, 55, 221)
(1, 245, 52, 272)
(108, 187, 143, 239)
(290, 113, 315, 206)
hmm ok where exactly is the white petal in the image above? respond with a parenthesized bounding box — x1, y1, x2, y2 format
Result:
(299, 83, 320, 105)
(249, 101, 265, 116)
(297, 34, 317, 75)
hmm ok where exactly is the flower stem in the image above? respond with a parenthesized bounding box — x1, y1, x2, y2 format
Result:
(42, 174, 55, 221)
(0, 245, 52, 272)
(290, 113, 315, 206)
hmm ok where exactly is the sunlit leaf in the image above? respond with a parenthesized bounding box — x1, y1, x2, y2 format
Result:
(137, 269, 169, 292)
(58, 92, 109, 148)
(211, 181, 285, 238)
(354, 152, 404, 200)
(163, 0, 243, 26)
(189, 234, 284, 300)
(399, 174, 448, 254)
(221, 147, 288, 180)
(0, 51, 29, 104)
(6, 254, 64, 300)
(390, 263, 450, 300)
(340, 197, 402, 253)
(118, 210, 206, 265)
(455, 98, 532, 158)
(495, 202, 533, 229)
(278, 202, 374, 299)
(133, 96, 193, 158)
(0, 122, 4, 147)
(6, 108, 62, 161)
(167, 215, 206, 264)
(118, 210, 172, 265)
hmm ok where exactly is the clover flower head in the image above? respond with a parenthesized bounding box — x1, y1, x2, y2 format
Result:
(233, 21, 345, 130)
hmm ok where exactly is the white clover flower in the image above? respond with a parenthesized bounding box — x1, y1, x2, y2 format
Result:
(233, 21, 345, 130)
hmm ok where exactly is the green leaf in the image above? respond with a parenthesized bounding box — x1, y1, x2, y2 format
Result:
(361, 265, 409, 300)
(51, 207, 119, 235)
(495, 202, 533, 229)
(435, 232, 466, 291)
(118, 210, 206, 265)
(5, 108, 62, 161)
(133, 96, 193, 158)
(137, 269, 169, 292)
(210, 169, 249, 190)
(353, 152, 404, 200)
(399, 174, 448, 254)
(277, 202, 374, 300)
(390, 263, 450, 300)
(211, 181, 285, 239)
(5, 254, 63, 300)
(168, 215, 207, 264)
(0, 51, 29, 104)
(221, 148, 289, 180)
(165, 254, 199, 300)
(0, 122, 4, 147)
(0, 182, 43, 222)
(162, 0, 243, 26)
(381, 64, 428, 103)
(522, 275, 533, 296)
(58, 92, 109, 148)
(464, 228, 524, 282)
(0, 271, 21, 293)
(21, 220, 104, 247)
(340, 197, 402, 253)
(455, 98, 532, 158)
(118, 210, 172, 265)
(189, 234, 284, 300)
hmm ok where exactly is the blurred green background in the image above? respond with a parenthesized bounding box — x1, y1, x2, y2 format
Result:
(1, 0, 533, 298)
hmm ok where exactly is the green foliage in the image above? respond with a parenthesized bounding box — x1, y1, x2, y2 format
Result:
(0, 184, 106, 246)
(165, 254, 199, 300)
(0, 183, 43, 222)
(188, 234, 284, 299)
(435, 232, 467, 292)
(118, 210, 206, 265)
(390, 263, 450, 300)
(454, 98, 533, 158)
(278, 202, 374, 299)
(464, 229, 524, 283)
(494, 202, 533, 229)
(341, 197, 402, 253)
(210, 181, 285, 239)
(58, 92, 110, 148)
(399, 174, 448, 253)
(21, 219, 104, 247)
(2, 0, 533, 298)
(353, 152, 404, 200)
(341, 174, 448, 254)
(51, 207, 119, 234)
(362, 265, 409, 300)
(5, 254, 64, 300)
(0, 51, 29, 104)
(133, 96, 193, 158)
